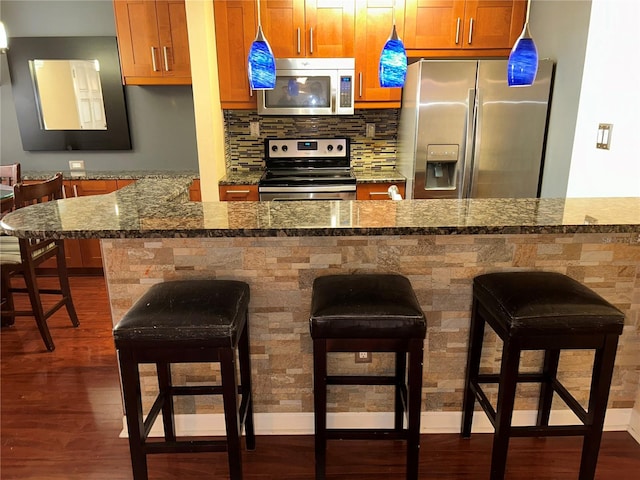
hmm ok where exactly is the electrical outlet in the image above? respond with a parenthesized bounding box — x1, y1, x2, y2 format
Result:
(355, 351, 372, 363)
(365, 123, 375, 138)
(69, 160, 85, 171)
(250, 121, 260, 138)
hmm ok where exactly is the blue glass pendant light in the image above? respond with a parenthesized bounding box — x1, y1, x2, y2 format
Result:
(248, 0, 275, 90)
(507, 0, 538, 86)
(379, 2, 407, 88)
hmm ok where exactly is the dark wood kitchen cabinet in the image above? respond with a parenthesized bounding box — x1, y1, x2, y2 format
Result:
(261, 0, 355, 58)
(219, 185, 259, 201)
(357, 181, 406, 200)
(113, 0, 191, 85)
(404, 0, 526, 56)
(213, 0, 258, 109)
(189, 179, 201, 201)
(354, 0, 405, 108)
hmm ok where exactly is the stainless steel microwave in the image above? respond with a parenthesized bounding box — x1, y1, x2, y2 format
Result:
(257, 58, 355, 115)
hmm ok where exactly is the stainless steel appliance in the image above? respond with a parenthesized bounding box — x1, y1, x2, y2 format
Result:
(397, 59, 554, 199)
(258, 137, 356, 201)
(257, 58, 355, 116)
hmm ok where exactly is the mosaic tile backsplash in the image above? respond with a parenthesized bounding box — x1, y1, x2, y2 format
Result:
(222, 109, 400, 172)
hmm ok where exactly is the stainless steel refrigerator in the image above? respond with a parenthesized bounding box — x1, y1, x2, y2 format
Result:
(397, 59, 554, 199)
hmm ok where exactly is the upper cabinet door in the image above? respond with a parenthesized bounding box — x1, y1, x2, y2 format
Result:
(114, 0, 162, 79)
(261, 0, 355, 57)
(354, 0, 404, 106)
(304, 0, 355, 57)
(113, 0, 191, 85)
(462, 0, 525, 49)
(156, 0, 191, 78)
(214, 0, 258, 108)
(404, 0, 465, 49)
(403, 0, 525, 54)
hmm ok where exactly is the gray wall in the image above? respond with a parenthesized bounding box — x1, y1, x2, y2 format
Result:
(531, 0, 591, 198)
(0, 0, 198, 172)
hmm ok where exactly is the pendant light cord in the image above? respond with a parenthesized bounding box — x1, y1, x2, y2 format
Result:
(392, 0, 397, 26)
(257, 0, 262, 27)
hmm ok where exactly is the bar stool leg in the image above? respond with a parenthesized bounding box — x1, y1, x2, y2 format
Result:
(579, 335, 619, 480)
(490, 338, 521, 480)
(395, 351, 407, 430)
(220, 347, 243, 480)
(536, 349, 559, 427)
(238, 315, 256, 450)
(406, 338, 424, 480)
(461, 299, 485, 438)
(157, 362, 176, 441)
(119, 349, 149, 480)
(313, 338, 328, 480)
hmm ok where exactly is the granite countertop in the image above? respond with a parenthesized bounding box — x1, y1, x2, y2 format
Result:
(21, 171, 199, 181)
(1, 177, 638, 239)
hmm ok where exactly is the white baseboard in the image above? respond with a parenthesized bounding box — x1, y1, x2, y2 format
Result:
(629, 408, 640, 443)
(120, 408, 634, 439)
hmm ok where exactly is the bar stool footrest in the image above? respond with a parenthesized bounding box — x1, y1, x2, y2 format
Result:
(327, 375, 399, 386)
(327, 428, 409, 441)
(144, 439, 230, 455)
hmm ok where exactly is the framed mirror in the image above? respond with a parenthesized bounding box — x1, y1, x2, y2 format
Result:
(7, 36, 131, 151)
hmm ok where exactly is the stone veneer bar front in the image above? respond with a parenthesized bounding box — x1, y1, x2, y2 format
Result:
(2, 177, 639, 438)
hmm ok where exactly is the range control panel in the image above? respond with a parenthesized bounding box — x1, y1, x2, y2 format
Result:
(265, 138, 349, 158)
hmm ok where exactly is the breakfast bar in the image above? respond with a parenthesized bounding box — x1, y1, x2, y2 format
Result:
(1, 177, 639, 437)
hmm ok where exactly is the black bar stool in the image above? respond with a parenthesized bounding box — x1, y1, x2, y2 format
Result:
(310, 274, 427, 480)
(461, 272, 624, 480)
(113, 280, 255, 480)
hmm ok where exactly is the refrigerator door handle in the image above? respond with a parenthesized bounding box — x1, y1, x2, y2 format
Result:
(461, 88, 477, 198)
(468, 88, 484, 198)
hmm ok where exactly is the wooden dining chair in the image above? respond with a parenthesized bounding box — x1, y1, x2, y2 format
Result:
(0, 172, 80, 351)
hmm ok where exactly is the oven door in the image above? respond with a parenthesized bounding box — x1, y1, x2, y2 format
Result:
(259, 187, 356, 201)
(258, 68, 354, 116)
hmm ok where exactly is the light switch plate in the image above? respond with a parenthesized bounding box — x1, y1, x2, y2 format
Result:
(69, 160, 85, 170)
(596, 123, 612, 150)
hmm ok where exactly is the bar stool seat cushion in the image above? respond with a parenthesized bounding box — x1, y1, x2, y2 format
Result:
(113, 280, 250, 348)
(474, 272, 624, 335)
(310, 274, 426, 339)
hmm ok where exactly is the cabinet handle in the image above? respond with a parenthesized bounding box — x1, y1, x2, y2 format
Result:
(249, 87, 253, 97)
(468, 18, 474, 44)
(297, 28, 301, 54)
(369, 191, 390, 196)
(359, 72, 363, 98)
(151, 47, 158, 72)
(309, 27, 314, 54)
(225, 190, 251, 194)
(163, 46, 170, 71)
(455, 17, 461, 44)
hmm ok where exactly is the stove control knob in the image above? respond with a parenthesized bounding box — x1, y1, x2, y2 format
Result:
(282, 145, 288, 152)
(327, 144, 333, 152)
(271, 145, 278, 152)
(337, 144, 344, 152)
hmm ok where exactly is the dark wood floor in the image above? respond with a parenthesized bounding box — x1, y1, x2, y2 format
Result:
(2, 276, 639, 479)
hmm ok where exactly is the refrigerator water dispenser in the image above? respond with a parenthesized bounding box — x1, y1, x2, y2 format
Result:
(425, 145, 459, 190)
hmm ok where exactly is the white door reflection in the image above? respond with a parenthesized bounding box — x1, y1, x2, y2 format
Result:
(29, 59, 107, 130)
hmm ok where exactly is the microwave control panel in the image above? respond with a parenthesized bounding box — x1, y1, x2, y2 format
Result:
(339, 76, 353, 108)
